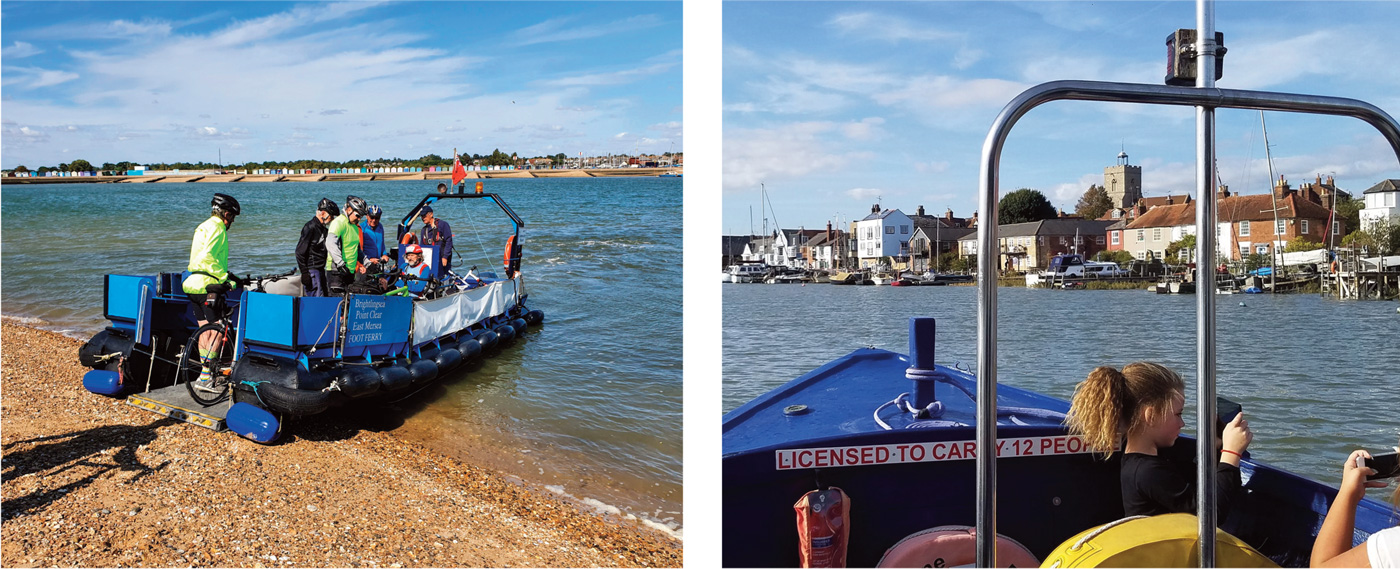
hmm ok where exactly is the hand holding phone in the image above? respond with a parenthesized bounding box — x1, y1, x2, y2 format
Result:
(1362, 451, 1400, 481)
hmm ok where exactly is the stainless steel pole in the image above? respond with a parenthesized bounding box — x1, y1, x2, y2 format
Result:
(975, 76, 1400, 569)
(1195, 0, 1220, 566)
(975, 117, 1001, 568)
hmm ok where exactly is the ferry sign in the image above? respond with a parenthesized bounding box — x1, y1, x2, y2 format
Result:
(774, 435, 1099, 471)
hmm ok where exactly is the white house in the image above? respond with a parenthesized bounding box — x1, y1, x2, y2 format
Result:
(1361, 179, 1400, 231)
(855, 206, 914, 268)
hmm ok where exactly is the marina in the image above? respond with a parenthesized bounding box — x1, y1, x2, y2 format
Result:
(721, 2, 1400, 565)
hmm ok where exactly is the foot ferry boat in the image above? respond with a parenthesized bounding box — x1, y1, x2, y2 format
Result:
(722, 2, 1400, 566)
(78, 186, 543, 444)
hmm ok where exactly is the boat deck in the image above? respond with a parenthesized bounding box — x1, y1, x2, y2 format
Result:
(722, 348, 1073, 455)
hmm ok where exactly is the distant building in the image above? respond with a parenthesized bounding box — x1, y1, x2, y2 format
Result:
(855, 205, 914, 268)
(958, 218, 1114, 271)
(1361, 179, 1400, 231)
(1104, 151, 1143, 209)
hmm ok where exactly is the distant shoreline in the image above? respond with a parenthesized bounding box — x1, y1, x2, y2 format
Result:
(0, 167, 681, 185)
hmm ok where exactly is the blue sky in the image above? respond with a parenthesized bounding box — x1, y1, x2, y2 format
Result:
(722, 1, 1400, 234)
(1, 1, 681, 168)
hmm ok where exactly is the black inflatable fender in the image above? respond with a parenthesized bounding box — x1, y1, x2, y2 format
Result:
(377, 363, 413, 392)
(493, 323, 516, 345)
(78, 328, 135, 369)
(337, 365, 381, 398)
(510, 317, 528, 336)
(524, 310, 544, 326)
(434, 348, 463, 372)
(456, 337, 482, 362)
(233, 382, 342, 417)
(474, 329, 499, 352)
(407, 358, 439, 386)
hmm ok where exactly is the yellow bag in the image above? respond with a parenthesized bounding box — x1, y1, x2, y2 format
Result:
(1040, 513, 1277, 568)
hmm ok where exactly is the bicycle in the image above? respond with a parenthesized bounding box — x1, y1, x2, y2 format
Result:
(178, 270, 296, 406)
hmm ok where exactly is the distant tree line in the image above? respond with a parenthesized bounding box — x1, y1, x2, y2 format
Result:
(3, 149, 679, 176)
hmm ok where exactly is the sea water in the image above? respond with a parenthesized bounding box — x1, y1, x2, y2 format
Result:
(1, 177, 682, 535)
(723, 284, 1399, 501)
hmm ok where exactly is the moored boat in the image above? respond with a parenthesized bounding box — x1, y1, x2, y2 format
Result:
(79, 188, 543, 443)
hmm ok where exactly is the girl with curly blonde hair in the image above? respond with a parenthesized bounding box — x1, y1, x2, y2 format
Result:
(1065, 362, 1253, 518)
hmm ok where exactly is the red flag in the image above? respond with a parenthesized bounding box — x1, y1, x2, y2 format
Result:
(451, 154, 467, 186)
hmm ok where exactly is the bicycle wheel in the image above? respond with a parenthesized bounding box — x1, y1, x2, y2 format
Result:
(181, 322, 235, 406)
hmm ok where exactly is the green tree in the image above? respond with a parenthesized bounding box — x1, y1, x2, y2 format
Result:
(1244, 253, 1270, 272)
(1096, 250, 1136, 266)
(553, 153, 568, 167)
(1283, 235, 1323, 252)
(998, 188, 1058, 225)
(1074, 184, 1113, 220)
(1165, 234, 1196, 261)
(13, 165, 29, 173)
(1334, 195, 1364, 236)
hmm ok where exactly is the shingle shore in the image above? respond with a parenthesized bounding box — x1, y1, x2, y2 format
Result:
(0, 321, 682, 567)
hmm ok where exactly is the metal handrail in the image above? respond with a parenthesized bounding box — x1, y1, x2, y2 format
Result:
(975, 81, 1400, 568)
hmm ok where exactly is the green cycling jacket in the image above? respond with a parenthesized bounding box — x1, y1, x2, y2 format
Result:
(182, 215, 230, 294)
(325, 214, 362, 272)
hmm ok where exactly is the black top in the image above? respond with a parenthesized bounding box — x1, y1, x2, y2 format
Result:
(1121, 452, 1241, 519)
(295, 217, 329, 270)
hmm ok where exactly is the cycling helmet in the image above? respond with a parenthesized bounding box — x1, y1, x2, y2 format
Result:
(367, 204, 382, 219)
(345, 195, 368, 216)
(404, 244, 423, 255)
(318, 197, 340, 216)
(211, 193, 241, 216)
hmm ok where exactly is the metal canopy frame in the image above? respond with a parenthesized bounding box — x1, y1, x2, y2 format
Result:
(973, 72, 1400, 569)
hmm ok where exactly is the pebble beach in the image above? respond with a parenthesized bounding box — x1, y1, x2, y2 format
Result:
(0, 321, 682, 567)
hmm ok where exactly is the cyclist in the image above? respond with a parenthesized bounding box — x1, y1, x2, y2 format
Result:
(325, 195, 369, 294)
(396, 244, 432, 296)
(358, 204, 392, 267)
(183, 193, 242, 393)
(296, 198, 339, 297)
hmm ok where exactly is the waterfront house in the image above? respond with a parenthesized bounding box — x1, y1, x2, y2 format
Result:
(910, 224, 975, 273)
(856, 205, 915, 268)
(803, 226, 848, 270)
(1123, 180, 1341, 261)
(723, 235, 758, 269)
(1361, 179, 1400, 231)
(957, 219, 1114, 272)
(774, 229, 824, 268)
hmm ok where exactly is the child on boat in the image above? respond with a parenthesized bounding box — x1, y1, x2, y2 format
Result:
(1310, 441, 1400, 567)
(1065, 362, 1253, 519)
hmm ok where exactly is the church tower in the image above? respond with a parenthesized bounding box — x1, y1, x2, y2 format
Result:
(1104, 150, 1142, 209)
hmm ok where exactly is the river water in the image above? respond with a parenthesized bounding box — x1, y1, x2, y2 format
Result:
(1, 177, 682, 536)
(723, 283, 1399, 499)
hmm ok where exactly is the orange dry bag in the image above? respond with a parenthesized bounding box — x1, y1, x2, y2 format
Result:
(795, 487, 850, 568)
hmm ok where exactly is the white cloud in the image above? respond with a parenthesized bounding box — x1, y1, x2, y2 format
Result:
(827, 12, 960, 43)
(841, 117, 885, 141)
(724, 122, 857, 192)
(539, 61, 677, 88)
(512, 14, 664, 46)
(4, 41, 42, 58)
(846, 187, 884, 200)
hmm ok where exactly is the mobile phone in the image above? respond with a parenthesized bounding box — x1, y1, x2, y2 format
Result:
(1364, 451, 1400, 481)
(1215, 396, 1242, 439)
(1217, 397, 1242, 425)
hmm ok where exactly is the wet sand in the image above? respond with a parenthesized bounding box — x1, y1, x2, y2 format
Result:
(0, 322, 682, 567)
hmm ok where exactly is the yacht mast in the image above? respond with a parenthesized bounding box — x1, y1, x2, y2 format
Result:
(1261, 111, 1281, 293)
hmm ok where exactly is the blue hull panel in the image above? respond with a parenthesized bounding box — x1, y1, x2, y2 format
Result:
(723, 347, 1397, 567)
